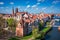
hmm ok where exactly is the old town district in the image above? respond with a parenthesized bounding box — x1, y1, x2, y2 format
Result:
(0, 8, 59, 38)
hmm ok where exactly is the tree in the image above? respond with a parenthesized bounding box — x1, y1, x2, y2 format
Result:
(7, 18, 16, 27)
(0, 17, 6, 28)
(8, 36, 21, 40)
(0, 17, 7, 36)
(39, 20, 44, 31)
(32, 26, 39, 39)
(7, 18, 17, 32)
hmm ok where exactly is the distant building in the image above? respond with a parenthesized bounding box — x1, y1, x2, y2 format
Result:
(12, 8, 15, 16)
(15, 8, 18, 13)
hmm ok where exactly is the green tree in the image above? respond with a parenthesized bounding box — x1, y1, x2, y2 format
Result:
(8, 36, 21, 40)
(7, 18, 17, 32)
(39, 20, 44, 31)
(32, 26, 39, 39)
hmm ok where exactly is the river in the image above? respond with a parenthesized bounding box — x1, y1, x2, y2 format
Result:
(45, 19, 60, 40)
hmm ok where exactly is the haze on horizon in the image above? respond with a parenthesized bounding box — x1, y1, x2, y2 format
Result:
(0, 0, 60, 14)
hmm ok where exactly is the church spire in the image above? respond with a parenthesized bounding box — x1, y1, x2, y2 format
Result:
(12, 7, 14, 16)
(15, 8, 18, 13)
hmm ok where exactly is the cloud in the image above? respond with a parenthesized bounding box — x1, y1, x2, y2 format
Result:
(52, 0, 60, 4)
(42, 7, 47, 10)
(37, 0, 41, 2)
(50, 5, 54, 8)
(24, 5, 30, 11)
(31, 2, 40, 8)
(26, 5, 30, 8)
(32, 5, 37, 8)
(36, 2, 40, 5)
(36, 8, 38, 10)
(24, 8, 27, 11)
(25, 2, 40, 11)
(37, 0, 44, 2)
(0, 2, 4, 5)
(10, 2, 14, 4)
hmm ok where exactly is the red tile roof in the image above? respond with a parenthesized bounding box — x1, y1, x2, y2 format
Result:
(16, 12, 22, 15)
(32, 15, 37, 20)
(4, 14, 11, 17)
(38, 14, 50, 19)
(25, 19, 31, 23)
(29, 14, 33, 18)
(57, 14, 60, 16)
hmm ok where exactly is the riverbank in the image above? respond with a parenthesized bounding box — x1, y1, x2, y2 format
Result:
(36, 24, 52, 40)
(45, 19, 60, 40)
(8, 21, 53, 40)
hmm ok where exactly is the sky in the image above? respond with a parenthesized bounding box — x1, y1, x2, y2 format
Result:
(0, 0, 60, 14)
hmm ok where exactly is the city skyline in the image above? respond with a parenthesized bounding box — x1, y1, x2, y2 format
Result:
(0, 0, 60, 14)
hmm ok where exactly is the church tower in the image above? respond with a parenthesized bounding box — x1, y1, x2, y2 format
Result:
(12, 7, 15, 16)
(15, 8, 18, 13)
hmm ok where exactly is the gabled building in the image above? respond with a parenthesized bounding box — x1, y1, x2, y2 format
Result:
(16, 13, 32, 37)
(15, 9, 32, 37)
(38, 13, 52, 22)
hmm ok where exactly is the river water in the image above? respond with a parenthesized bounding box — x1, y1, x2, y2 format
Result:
(45, 19, 60, 40)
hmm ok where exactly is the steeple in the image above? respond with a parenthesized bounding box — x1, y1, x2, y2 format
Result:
(12, 7, 14, 16)
(15, 8, 18, 13)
